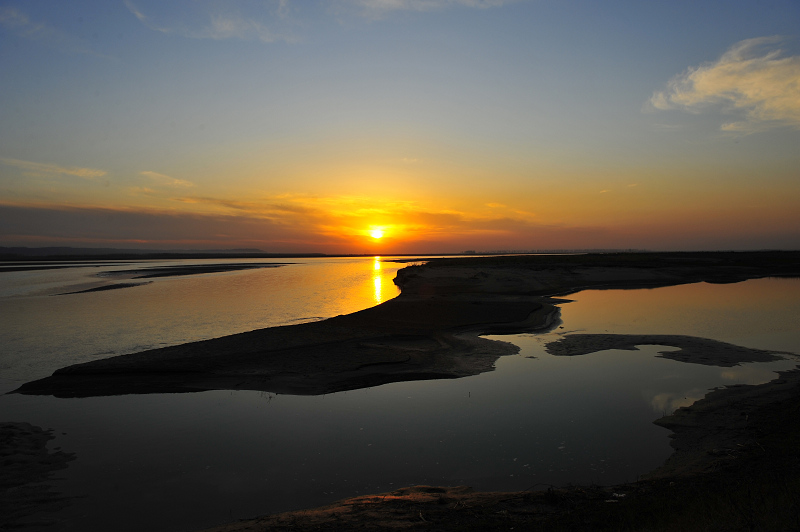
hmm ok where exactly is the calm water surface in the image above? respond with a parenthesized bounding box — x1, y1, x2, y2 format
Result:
(0, 257, 403, 389)
(1, 260, 798, 532)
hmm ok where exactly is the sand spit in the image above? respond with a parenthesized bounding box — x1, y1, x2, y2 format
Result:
(56, 282, 151, 295)
(13, 251, 800, 398)
(14, 296, 559, 398)
(545, 334, 791, 366)
(104, 262, 290, 279)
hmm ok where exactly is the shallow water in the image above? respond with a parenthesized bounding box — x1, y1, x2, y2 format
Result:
(0, 257, 403, 390)
(1, 262, 798, 532)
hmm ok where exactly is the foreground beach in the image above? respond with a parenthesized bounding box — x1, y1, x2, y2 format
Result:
(5, 251, 800, 530)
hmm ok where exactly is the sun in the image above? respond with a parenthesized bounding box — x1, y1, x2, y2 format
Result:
(370, 229, 384, 239)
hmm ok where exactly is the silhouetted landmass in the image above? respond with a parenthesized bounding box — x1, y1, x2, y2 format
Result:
(544, 334, 789, 366)
(15, 250, 800, 398)
(58, 282, 150, 295)
(104, 262, 290, 279)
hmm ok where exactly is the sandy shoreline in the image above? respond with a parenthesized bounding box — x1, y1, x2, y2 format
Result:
(6, 251, 800, 530)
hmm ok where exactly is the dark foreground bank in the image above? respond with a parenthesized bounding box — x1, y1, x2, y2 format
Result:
(199, 364, 800, 532)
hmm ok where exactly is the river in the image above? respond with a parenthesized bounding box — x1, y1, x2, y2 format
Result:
(1, 257, 798, 531)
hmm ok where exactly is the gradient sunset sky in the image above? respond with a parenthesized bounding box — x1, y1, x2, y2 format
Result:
(2, 0, 799, 253)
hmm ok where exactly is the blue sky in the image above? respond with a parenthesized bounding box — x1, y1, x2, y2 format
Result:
(1, 0, 799, 252)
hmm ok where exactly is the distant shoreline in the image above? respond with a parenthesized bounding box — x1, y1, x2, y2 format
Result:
(0, 245, 660, 262)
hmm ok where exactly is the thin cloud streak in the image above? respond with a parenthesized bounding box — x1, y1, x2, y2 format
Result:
(0, 6, 113, 58)
(140, 171, 193, 188)
(0, 200, 598, 252)
(124, 0, 294, 43)
(347, 0, 513, 12)
(0, 158, 107, 180)
(123, 0, 515, 43)
(2, 199, 798, 252)
(649, 36, 800, 133)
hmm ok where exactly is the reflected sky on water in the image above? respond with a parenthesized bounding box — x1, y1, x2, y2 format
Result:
(0, 257, 403, 389)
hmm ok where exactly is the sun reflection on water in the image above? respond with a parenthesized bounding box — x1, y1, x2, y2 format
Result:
(373, 256, 383, 303)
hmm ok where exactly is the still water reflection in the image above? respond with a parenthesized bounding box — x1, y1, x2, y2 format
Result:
(1, 263, 798, 532)
(0, 257, 403, 389)
(373, 256, 383, 304)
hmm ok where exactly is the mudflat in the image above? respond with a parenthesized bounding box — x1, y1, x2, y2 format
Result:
(14, 250, 800, 398)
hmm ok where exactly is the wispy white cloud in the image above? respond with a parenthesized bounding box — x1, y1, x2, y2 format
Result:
(124, 0, 148, 24)
(0, 6, 112, 58)
(124, 0, 515, 41)
(140, 171, 193, 188)
(0, 158, 107, 180)
(649, 36, 800, 133)
(124, 0, 294, 43)
(347, 0, 513, 12)
(339, 0, 515, 20)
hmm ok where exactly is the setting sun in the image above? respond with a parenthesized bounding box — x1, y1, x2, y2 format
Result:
(370, 229, 384, 239)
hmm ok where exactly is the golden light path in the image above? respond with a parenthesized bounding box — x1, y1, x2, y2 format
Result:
(373, 256, 382, 304)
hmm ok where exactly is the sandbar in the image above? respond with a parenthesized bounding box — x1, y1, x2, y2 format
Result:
(104, 262, 290, 279)
(57, 282, 151, 295)
(545, 333, 790, 366)
(14, 251, 800, 398)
